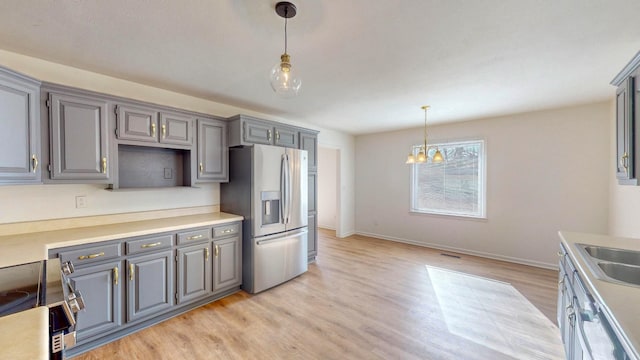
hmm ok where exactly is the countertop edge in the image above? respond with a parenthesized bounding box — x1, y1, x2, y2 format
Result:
(0, 306, 49, 360)
(559, 231, 640, 360)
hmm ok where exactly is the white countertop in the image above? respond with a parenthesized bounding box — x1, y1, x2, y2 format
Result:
(559, 231, 640, 360)
(0, 306, 49, 360)
(0, 212, 243, 268)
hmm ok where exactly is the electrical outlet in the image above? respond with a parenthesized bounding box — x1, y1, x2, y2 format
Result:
(164, 168, 172, 179)
(75, 195, 87, 209)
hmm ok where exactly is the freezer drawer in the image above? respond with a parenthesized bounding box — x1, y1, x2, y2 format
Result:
(247, 228, 308, 294)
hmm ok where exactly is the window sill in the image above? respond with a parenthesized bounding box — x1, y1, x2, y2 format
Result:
(409, 210, 488, 222)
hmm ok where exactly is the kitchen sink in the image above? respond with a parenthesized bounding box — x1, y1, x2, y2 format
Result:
(597, 262, 640, 286)
(582, 245, 640, 266)
(575, 243, 640, 287)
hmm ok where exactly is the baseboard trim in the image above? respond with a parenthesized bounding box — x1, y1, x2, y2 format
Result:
(355, 231, 558, 270)
(318, 225, 336, 231)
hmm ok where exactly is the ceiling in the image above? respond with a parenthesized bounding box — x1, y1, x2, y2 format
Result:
(1, 1, 640, 135)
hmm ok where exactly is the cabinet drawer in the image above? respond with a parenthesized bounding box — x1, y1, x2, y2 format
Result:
(212, 223, 240, 239)
(126, 234, 173, 255)
(177, 228, 211, 245)
(59, 243, 121, 266)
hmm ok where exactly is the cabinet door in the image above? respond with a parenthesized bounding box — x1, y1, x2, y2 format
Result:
(197, 119, 228, 182)
(116, 104, 159, 143)
(616, 78, 634, 182)
(176, 243, 211, 304)
(274, 125, 298, 148)
(243, 119, 273, 145)
(70, 261, 122, 342)
(308, 172, 317, 213)
(126, 250, 173, 323)
(308, 214, 317, 260)
(160, 112, 193, 146)
(0, 72, 40, 182)
(299, 131, 317, 172)
(49, 92, 110, 181)
(212, 236, 241, 292)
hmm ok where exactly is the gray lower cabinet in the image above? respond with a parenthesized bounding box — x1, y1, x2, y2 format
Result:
(0, 67, 41, 183)
(70, 260, 123, 342)
(196, 118, 228, 182)
(212, 236, 241, 292)
(176, 242, 212, 304)
(126, 250, 173, 322)
(307, 214, 317, 260)
(48, 92, 110, 181)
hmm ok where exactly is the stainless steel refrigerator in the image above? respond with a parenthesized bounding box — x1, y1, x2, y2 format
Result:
(221, 144, 308, 293)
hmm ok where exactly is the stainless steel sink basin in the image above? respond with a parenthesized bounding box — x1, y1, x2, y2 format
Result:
(597, 262, 640, 286)
(583, 245, 640, 266)
(575, 243, 640, 287)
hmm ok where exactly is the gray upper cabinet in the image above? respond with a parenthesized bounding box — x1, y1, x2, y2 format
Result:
(126, 250, 173, 323)
(0, 67, 40, 183)
(611, 51, 640, 186)
(115, 104, 193, 148)
(196, 118, 228, 182)
(71, 260, 123, 342)
(212, 236, 241, 292)
(116, 104, 159, 144)
(299, 131, 318, 172)
(48, 92, 110, 181)
(160, 111, 193, 146)
(228, 115, 300, 148)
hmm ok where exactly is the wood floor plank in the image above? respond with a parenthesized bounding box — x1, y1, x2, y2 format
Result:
(73, 229, 562, 359)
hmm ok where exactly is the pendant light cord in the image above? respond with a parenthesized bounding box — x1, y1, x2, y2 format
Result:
(284, 9, 288, 54)
(424, 108, 428, 150)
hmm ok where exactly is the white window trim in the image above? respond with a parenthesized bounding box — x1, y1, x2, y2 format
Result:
(409, 139, 487, 219)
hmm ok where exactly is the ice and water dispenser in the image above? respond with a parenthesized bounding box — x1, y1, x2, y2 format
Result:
(261, 191, 281, 225)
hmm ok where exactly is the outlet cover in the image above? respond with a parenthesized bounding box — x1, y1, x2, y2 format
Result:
(75, 195, 87, 209)
(164, 168, 172, 179)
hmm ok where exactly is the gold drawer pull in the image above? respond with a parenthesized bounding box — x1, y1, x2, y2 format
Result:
(32, 154, 38, 172)
(151, 123, 156, 137)
(222, 229, 234, 234)
(101, 157, 107, 174)
(141, 242, 162, 248)
(205, 247, 210, 261)
(114, 267, 119, 285)
(162, 124, 166, 138)
(215, 244, 219, 257)
(199, 163, 204, 174)
(78, 252, 105, 260)
(129, 263, 135, 281)
(187, 234, 204, 241)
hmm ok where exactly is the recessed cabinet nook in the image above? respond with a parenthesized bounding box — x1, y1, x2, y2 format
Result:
(0, 65, 320, 357)
(612, 51, 640, 185)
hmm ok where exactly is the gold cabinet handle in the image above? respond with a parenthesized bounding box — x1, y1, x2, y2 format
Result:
(161, 124, 166, 138)
(78, 252, 105, 260)
(205, 247, 210, 261)
(101, 157, 107, 174)
(199, 163, 204, 174)
(268, 129, 272, 141)
(215, 244, 219, 257)
(129, 263, 134, 281)
(32, 154, 38, 172)
(276, 131, 280, 141)
(187, 234, 204, 241)
(222, 229, 233, 234)
(151, 123, 156, 137)
(141, 242, 161, 248)
(621, 152, 629, 173)
(114, 267, 119, 285)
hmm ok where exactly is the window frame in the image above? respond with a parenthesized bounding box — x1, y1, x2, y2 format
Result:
(409, 138, 487, 219)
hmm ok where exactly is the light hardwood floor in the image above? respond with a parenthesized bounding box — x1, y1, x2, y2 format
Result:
(74, 229, 562, 360)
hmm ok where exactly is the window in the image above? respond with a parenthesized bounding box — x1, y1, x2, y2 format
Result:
(410, 139, 486, 218)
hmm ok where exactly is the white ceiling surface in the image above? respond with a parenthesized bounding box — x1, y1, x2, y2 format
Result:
(1, 1, 640, 135)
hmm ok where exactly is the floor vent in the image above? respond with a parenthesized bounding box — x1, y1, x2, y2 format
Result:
(440, 253, 461, 259)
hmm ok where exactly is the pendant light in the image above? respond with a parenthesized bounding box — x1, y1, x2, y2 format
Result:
(406, 106, 444, 164)
(270, 2, 301, 98)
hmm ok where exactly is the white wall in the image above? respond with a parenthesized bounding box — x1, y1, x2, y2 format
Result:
(318, 147, 338, 230)
(318, 128, 356, 237)
(355, 103, 611, 268)
(0, 49, 356, 228)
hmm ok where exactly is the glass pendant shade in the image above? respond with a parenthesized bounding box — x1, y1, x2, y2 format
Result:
(270, 54, 302, 98)
(416, 149, 427, 163)
(432, 149, 444, 163)
(406, 153, 416, 164)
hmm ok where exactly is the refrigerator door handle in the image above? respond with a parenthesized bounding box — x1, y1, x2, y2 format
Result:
(280, 154, 287, 224)
(285, 153, 292, 224)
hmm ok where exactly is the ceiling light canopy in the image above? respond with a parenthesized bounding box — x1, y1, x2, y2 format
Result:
(270, 1, 301, 98)
(406, 105, 444, 164)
